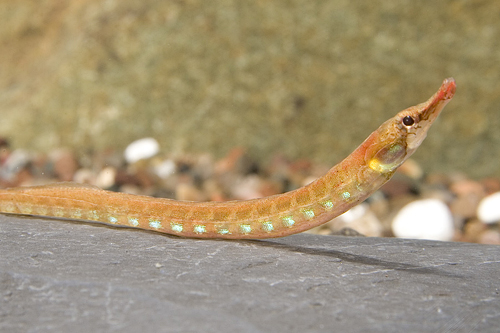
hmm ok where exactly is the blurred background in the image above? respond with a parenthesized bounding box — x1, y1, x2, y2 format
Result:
(0, 1, 499, 243)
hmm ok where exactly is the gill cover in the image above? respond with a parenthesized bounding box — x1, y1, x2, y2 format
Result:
(368, 140, 407, 174)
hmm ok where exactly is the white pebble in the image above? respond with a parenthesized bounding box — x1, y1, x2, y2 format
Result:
(0, 149, 30, 181)
(154, 159, 176, 179)
(124, 138, 160, 164)
(95, 166, 117, 189)
(339, 204, 368, 222)
(392, 199, 454, 241)
(477, 192, 500, 224)
(73, 168, 95, 184)
(338, 203, 383, 237)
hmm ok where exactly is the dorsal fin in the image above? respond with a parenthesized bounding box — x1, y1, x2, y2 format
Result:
(13, 182, 103, 192)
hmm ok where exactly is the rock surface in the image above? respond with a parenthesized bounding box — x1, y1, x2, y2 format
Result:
(1, 214, 499, 332)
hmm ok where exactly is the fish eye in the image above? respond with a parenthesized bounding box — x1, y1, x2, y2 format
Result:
(402, 116, 415, 126)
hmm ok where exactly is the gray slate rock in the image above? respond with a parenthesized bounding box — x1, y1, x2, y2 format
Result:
(0, 214, 499, 333)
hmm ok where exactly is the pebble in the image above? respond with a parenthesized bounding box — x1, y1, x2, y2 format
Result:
(51, 149, 78, 182)
(73, 168, 96, 185)
(449, 192, 482, 220)
(124, 138, 160, 164)
(95, 166, 117, 189)
(231, 174, 265, 200)
(1, 141, 499, 245)
(478, 229, 500, 245)
(380, 176, 415, 198)
(462, 219, 488, 243)
(392, 199, 455, 241)
(477, 192, 500, 224)
(397, 159, 424, 180)
(481, 178, 500, 194)
(450, 179, 485, 197)
(176, 182, 206, 202)
(336, 204, 383, 237)
(215, 148, 250, 175)
(0, 149, 31, 183)
(302, 176, 318, 187)
(154, 159, 176, 179)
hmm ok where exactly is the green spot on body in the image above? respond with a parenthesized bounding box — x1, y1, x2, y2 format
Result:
(239, 224, 252, 234)
(171, 222, 183, 233)
(109, 216, 118, 224)
(194, 225, 206, 234)
(341, 191, 351, 200)
(282, 216, 295, 227)
(54, 209, 65, 217)
(149, 220, 161, 229)
(302, 209, 315, 219)
(217, 228, 230, 235)
(261, 221, 274, 232)
(37, 207, 48, 215)
(128, 217, 139, 227)
(322, 200, 334, 210)
(4, 204, 15, 213)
